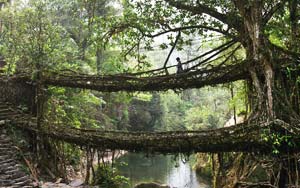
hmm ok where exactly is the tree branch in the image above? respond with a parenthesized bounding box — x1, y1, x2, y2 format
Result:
(186, 40, 236, 70)
(236, 181, 277, 188)
(263, 1, 287, 26)
(125, 40, 236, 76)
(184, 40, 236, 67)
(163, 31, 181, 72)
(270, 42, 300, 59)
(142, 25, 233, 38)
(164, 0, 241, 32)
(216, 44, 242, 67)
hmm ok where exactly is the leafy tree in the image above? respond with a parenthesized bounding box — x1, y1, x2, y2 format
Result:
(0, 0, 67, 74)
(93, 164, 129, 188)
(49, 0, 118, 73)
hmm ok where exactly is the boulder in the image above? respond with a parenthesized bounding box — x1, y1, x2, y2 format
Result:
(69, 179, 84, 187)
(134, 182, 170, 188)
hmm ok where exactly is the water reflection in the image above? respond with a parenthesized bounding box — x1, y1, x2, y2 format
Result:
(116, 153, 210, 188)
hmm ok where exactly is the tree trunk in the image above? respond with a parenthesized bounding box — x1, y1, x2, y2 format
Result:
(212, 153, 226, 188)
(96, 47, 105, 74)
(235, 0, 275, 120)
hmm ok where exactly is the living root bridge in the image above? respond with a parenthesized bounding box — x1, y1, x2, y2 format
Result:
(10, 118, 300, 154)
(2, 63, 248, 92)
(44, 64, 247, 92)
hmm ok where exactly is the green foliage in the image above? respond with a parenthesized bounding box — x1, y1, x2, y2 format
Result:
(159, 86, 235, 131)
(228, 82, 247, 115)
(193, 153, 212, 179)
(101, 55, 128, 74)
(0, 0, 69, 74)
(184, 106, 216, 129)
(93, 164, 129, 188)
(133, 93, 152, 102)
(128, 93, 162, 131)
(261, 131, 295, 155)
(264, 4, 290, 50)
(160, 91, 187, 131)
(46, 87, 100, 128)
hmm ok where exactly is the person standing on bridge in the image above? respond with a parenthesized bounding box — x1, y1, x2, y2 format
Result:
(176, 57, 183, 74)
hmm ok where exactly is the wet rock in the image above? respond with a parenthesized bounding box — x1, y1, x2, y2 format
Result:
(134, 182, 170, 188)
(55, 178, 63, 183)
(41, 182, 72, 188)
(69, 179, 84, 187)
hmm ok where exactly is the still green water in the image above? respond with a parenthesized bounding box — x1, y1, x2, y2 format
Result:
(116, 153, 210, 188)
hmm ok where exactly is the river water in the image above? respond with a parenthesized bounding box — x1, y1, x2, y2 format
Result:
(116, 153, 211, 188)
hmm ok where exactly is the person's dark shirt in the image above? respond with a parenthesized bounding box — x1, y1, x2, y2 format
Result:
(176, 58, 183, 73)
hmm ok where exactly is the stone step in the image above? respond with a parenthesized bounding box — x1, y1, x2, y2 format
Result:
(0, 158, 15, 165)
(0, 138, 12, 145)
(7, 163, 22, 169)
(4, 170, 26, 180)
(0, 149, 13, 153)
(3, 165, 23, 174)
(0, 145, 13, 150)
(0, 108, 13, 113)
(0, 109, 14, 113)
(0, 174, 16, 180)
(2, 168, 20, 175)
(0, 160, 31, 187)
(12, 181, 32, 188)
(0, 179, 13, 186)
(0, 144, 14, 149)
(0, 119, 33, 188)
(0, 151, 14, 157)
(0, 183, 13, 187)
(0, 133, 11, 138)
(0, 105, 10, 109)
(10, 181, 33, 188)
(0, 116, 22, 121)
(0, 147, 14, 151)
(0, 151, 15, 157)
(0, 143, 13, 149)
(0, 161, 17, 169)
(0, 113, 21, 118)
(0, 117, 19, 122)
(4, 169, 23, 177)
(0, 133, 10, 137)
(0, 154, 12, 161)
(0, 142, 14, 147)
(14, 180, 32, 187)
(0, 102, 12, 105)
(12, 175, 30, 184)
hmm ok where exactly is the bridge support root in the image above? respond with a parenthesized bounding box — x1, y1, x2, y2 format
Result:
(209, 153, 300, 188)
(211, 153, 258, 188)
